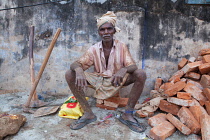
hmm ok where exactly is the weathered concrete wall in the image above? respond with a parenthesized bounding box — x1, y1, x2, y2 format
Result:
(0, 0, 210, 96)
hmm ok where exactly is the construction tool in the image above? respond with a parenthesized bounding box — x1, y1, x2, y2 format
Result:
(29, 26, 50, 108)
(23, 28, 62, 114)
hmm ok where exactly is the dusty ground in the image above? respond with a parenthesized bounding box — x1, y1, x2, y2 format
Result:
(0, 92, 201, 140)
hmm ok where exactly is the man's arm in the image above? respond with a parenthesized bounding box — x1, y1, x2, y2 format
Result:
(70, 61, 87, 90)
(111, 64, 137, 87)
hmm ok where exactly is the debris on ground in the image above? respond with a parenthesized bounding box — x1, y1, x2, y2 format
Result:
(141, 48, 210, 140)
(0, 113, 26, 140)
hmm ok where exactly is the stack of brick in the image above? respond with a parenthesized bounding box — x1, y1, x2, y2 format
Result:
(146, 48, 210, 140)
(96, 93, 129, 110)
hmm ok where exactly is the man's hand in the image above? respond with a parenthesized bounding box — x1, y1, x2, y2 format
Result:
(75, 67, 87, 90)
(111, 68, 127, 87)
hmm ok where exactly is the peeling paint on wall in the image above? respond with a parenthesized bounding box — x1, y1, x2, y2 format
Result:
(0, 0, 210, 95)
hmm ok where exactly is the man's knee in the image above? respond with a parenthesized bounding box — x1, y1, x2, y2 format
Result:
(65, 69, 75, 82)
(133, 69, 147, 82)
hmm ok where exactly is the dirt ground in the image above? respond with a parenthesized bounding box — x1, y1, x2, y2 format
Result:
(0, 92, 201, 140)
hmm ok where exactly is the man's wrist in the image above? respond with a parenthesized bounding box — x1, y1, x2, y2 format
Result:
(75, 67, 83, 72)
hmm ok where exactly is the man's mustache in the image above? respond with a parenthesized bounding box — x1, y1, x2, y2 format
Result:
(102, 35, 111, 37)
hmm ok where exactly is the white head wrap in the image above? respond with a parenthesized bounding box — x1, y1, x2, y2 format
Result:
(97, 11, 121, 32)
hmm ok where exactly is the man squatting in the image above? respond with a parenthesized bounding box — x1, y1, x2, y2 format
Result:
(65, 11, 147, 133)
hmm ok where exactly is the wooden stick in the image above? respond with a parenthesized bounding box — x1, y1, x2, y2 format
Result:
(29, 26, 38, 100)
(24, 28, 62, 108)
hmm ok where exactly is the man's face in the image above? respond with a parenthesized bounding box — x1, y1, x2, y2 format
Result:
(98, 22, 116, 42)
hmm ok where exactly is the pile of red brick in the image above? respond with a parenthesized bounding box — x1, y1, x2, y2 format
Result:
(148, 48, 210, 140)
(96, 93, 129, 110)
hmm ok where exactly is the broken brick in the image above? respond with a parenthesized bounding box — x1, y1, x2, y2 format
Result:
(96, 99, 103, 104)
(184, 72, 201, 81)
(149, 121, 176, 140)
(181, 61, 203, 74)
(177, 107, 201, 134)
(178, 58, 188, 70)
(200, 114, 210, 140)
(205, 101, 210, 115)
(203, 88, 210, 101)
(96, 103, 116, 110)
(199, 63, 210, 74)
(154, 78, 163, 91)
(202, 55, 210, 63)
(167, 97, 195, 107)
(200, 75, 210, 88)
(177, 92, 191, 100)
(168, 70, 184, 83)
(189, 106, 204, 124)
(187, 79, 203, 90)
(166, 113, 191, 135)
(164, 81, 186, 97)
(148, 113, 167, 127)
(159, 100, 181, 115)
(198, 48, 210, 56)
(135, 110, 154, 118)
(184, 82, 207, 102)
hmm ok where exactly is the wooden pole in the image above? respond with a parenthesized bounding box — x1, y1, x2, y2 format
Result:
(29, 26, 38, 101)
(24, 28, 62, 108)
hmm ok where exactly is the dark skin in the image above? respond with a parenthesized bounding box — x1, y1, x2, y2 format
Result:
(65, 23, 146, 131)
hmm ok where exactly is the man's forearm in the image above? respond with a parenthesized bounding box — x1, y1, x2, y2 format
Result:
(123, 64, 138, 73)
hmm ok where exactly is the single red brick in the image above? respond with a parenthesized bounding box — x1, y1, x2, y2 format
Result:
(200, 75, 210, 88)
(166, 113, 191, 135)
(154, 78, 163, 91)
(164, 81, 186, 97)
(96, 103, 116, 110)
(184, 72, 201, 81)
(163, 82, 174, 91)
(202, 55, 210, 63)
(199, 63, 210, 74)
(198, 48, 210, 56)
(159, 100, 181, 115)
(177, 92, 191, 100)
(118, 97, 129, 107)
(192, 98, 209, 115)
(103, 100, 119, 108)
(177, 107, 201, 134)
(149, 121, 176, 140)
(203, 88, 210, 101)
(148, 113, 167, 127)
(181, 61, 203, 74)
(205, 101, 210, 115)
(168, 70, 184, 83)
(178, 58, 188, 70)
(187, 79, 203, 90)
(189, 106, 204, 124)
(184, 83, 207, 102)
(167, 97, 195, 107)
(200, 114, 210, 140)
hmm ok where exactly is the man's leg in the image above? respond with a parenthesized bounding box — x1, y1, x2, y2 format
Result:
(119, 69, 147, 132)
(65, 70, 96, 129)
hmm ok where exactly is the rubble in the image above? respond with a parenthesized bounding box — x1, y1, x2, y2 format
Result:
(141, 48, 210, 139)
(0, 113, 26, 140)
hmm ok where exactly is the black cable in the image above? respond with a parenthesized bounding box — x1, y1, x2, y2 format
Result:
(0, 0, 65, 11)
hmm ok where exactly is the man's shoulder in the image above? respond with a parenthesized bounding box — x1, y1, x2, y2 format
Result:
(90, 41, 102, 49)
(114, 39, 127, 47)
